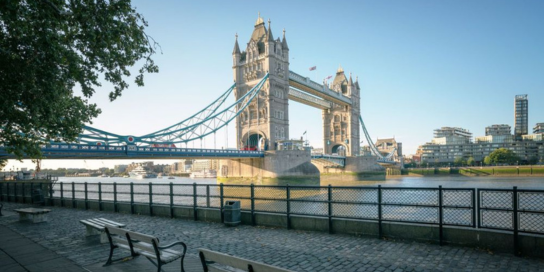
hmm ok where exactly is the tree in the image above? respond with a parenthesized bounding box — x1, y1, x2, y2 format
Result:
(467, 157, 475, 166)
(488, 148, 519, 165)
(483, 156, 492, 166)
(0, 0, 159, 162)
(454, 157, 465, 167)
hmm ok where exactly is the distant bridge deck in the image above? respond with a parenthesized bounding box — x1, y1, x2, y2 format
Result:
(0, 144, 264, 159)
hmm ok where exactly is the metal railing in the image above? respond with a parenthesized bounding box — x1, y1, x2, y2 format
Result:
(1, 182, 542, 255)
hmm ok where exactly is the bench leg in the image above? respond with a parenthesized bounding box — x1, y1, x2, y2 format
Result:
(30, 213, 47, 223)
(100, 232, 108, 243)
(103, 245, 117, 266)
(103, 246, 139, 267)
(85, 225, 102, 236)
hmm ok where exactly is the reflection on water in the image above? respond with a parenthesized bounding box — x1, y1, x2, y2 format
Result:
(49, 175, 544, 233)
(58, 175, 544, 189)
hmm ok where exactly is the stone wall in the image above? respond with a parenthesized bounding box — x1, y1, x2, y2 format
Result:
(218, 150, 319, 179)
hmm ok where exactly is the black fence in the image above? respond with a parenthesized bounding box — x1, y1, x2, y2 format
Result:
(1, 181, 543, 255)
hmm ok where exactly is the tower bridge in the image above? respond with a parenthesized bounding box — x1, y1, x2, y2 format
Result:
(1, 14, 394, 178)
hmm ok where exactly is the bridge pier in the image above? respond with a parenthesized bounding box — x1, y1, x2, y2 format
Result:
(218, 150, 320, 181)
(312, 156, 386, 181)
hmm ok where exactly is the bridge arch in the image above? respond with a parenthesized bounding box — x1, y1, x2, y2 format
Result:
(331, 144, 347, 156)
(241, 131, 268, 151)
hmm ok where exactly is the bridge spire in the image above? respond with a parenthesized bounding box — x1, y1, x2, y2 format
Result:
(233, 33, 241, 54)
(282, 28, 289, 50)
(267, 18, 274, 41)
(337, 65, 344, 73)
(255, 12, 264, 26)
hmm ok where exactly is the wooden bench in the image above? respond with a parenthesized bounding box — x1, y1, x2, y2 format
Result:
(13, 208, 51, 223)
(80, 218, 126, 243)
(104, 225, 187, 272)
(198, 248, 295, 272)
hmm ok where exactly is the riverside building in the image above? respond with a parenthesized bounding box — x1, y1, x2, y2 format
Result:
(534, 123, 544, 134)
(485, 124, 511, 136)
(420, 126, 543, 165)
(515, 94, 529, 140)
(419, 95, 543, 165)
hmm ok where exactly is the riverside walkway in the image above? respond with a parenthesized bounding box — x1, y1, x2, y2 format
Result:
(1, 202, 543, 272)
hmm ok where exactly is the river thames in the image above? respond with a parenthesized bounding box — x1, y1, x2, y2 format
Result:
(56, 175, 544, 189)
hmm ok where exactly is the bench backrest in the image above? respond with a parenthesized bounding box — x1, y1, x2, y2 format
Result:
(199, 248, 295, 272)
(105, 225, 160, 257)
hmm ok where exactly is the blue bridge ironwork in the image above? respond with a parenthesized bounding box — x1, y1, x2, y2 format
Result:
(2, 69, 396, 165)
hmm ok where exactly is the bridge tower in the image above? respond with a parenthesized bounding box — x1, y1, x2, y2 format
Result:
(322, 66, 361, 156)
(232, 14, 290, 151)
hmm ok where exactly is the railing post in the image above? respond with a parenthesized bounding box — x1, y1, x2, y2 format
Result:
(513, 186, 519, 256)
(206, 185, 210, 208)
(286, 184, 291, 230)
(0, 182, 3, 202)
(14, 182, 17, 203)
(250, 184, 255, 226)
(113, 182, 117, 213)
(149, 182, 153, 216)
(60, 183, 63, 207)
(193, 183, 198, 221)
(130, 182, 134, 214)
(471, 188, 476, 228)
(220, 183, 224, 223)
(6, 182, 10, 202)
(21, 182, 25, 203)
(49, 181, 53, 206)
(98, 183, 102, 211)
(39, 183, 43, 204)
(170, 182, 174, 218)
(378, 185, 382, 239)
(438, 185, 443, 246)
(72, 182, 75, 208)
(328, 184, 333, 234)
(84, 182, 88, 210)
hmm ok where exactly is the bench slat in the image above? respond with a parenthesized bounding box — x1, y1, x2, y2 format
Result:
(199, 249, 295, 272)
(104, 225, 185, 269)
(80, 220, 104, 230)
(96, 218, 125, 227)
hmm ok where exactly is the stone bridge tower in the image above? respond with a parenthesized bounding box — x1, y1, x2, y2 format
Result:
(232, 15, 290, 151)
(322, 66, 361, 156)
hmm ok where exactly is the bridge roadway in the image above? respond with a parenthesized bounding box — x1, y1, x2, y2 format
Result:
(288, 70, 352, 106)
(1, 202, 542, 271)
(0, 143, 264, 159)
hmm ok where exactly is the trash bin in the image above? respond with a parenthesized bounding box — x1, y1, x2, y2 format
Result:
(224, 201, 241, 227)
(32, 189, 45, 205)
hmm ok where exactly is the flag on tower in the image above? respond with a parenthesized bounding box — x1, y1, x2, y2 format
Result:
(303, 131, 307, 135)
(309, 66, 316, 71)
(325, 75, 332, 80)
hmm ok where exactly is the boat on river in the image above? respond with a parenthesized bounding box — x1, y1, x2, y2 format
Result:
(129, 166, 157, 179)
(190, 170, 217, 178)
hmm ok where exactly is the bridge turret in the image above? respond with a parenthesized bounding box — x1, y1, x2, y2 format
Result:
(232, 34, 241, 81)
(323, 66, 360, 156)
(233, 14, 290, 151)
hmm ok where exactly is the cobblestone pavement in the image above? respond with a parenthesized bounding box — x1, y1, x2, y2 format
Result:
(1, 202, 544, 272)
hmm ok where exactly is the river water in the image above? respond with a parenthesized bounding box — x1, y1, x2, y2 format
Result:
(56, 175, 544, 189)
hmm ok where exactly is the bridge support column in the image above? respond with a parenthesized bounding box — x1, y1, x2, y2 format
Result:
(218, 150, 319, 182)
(313, 155, 386, 182)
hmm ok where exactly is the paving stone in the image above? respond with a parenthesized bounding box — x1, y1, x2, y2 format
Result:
(1, 202, 544, 271)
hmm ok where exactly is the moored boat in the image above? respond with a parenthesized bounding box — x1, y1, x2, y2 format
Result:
(190, 170, 217, 178)
(129, 166, 158, 179)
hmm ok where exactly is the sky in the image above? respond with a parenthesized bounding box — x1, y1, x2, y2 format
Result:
(5, 0, 544, 171)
